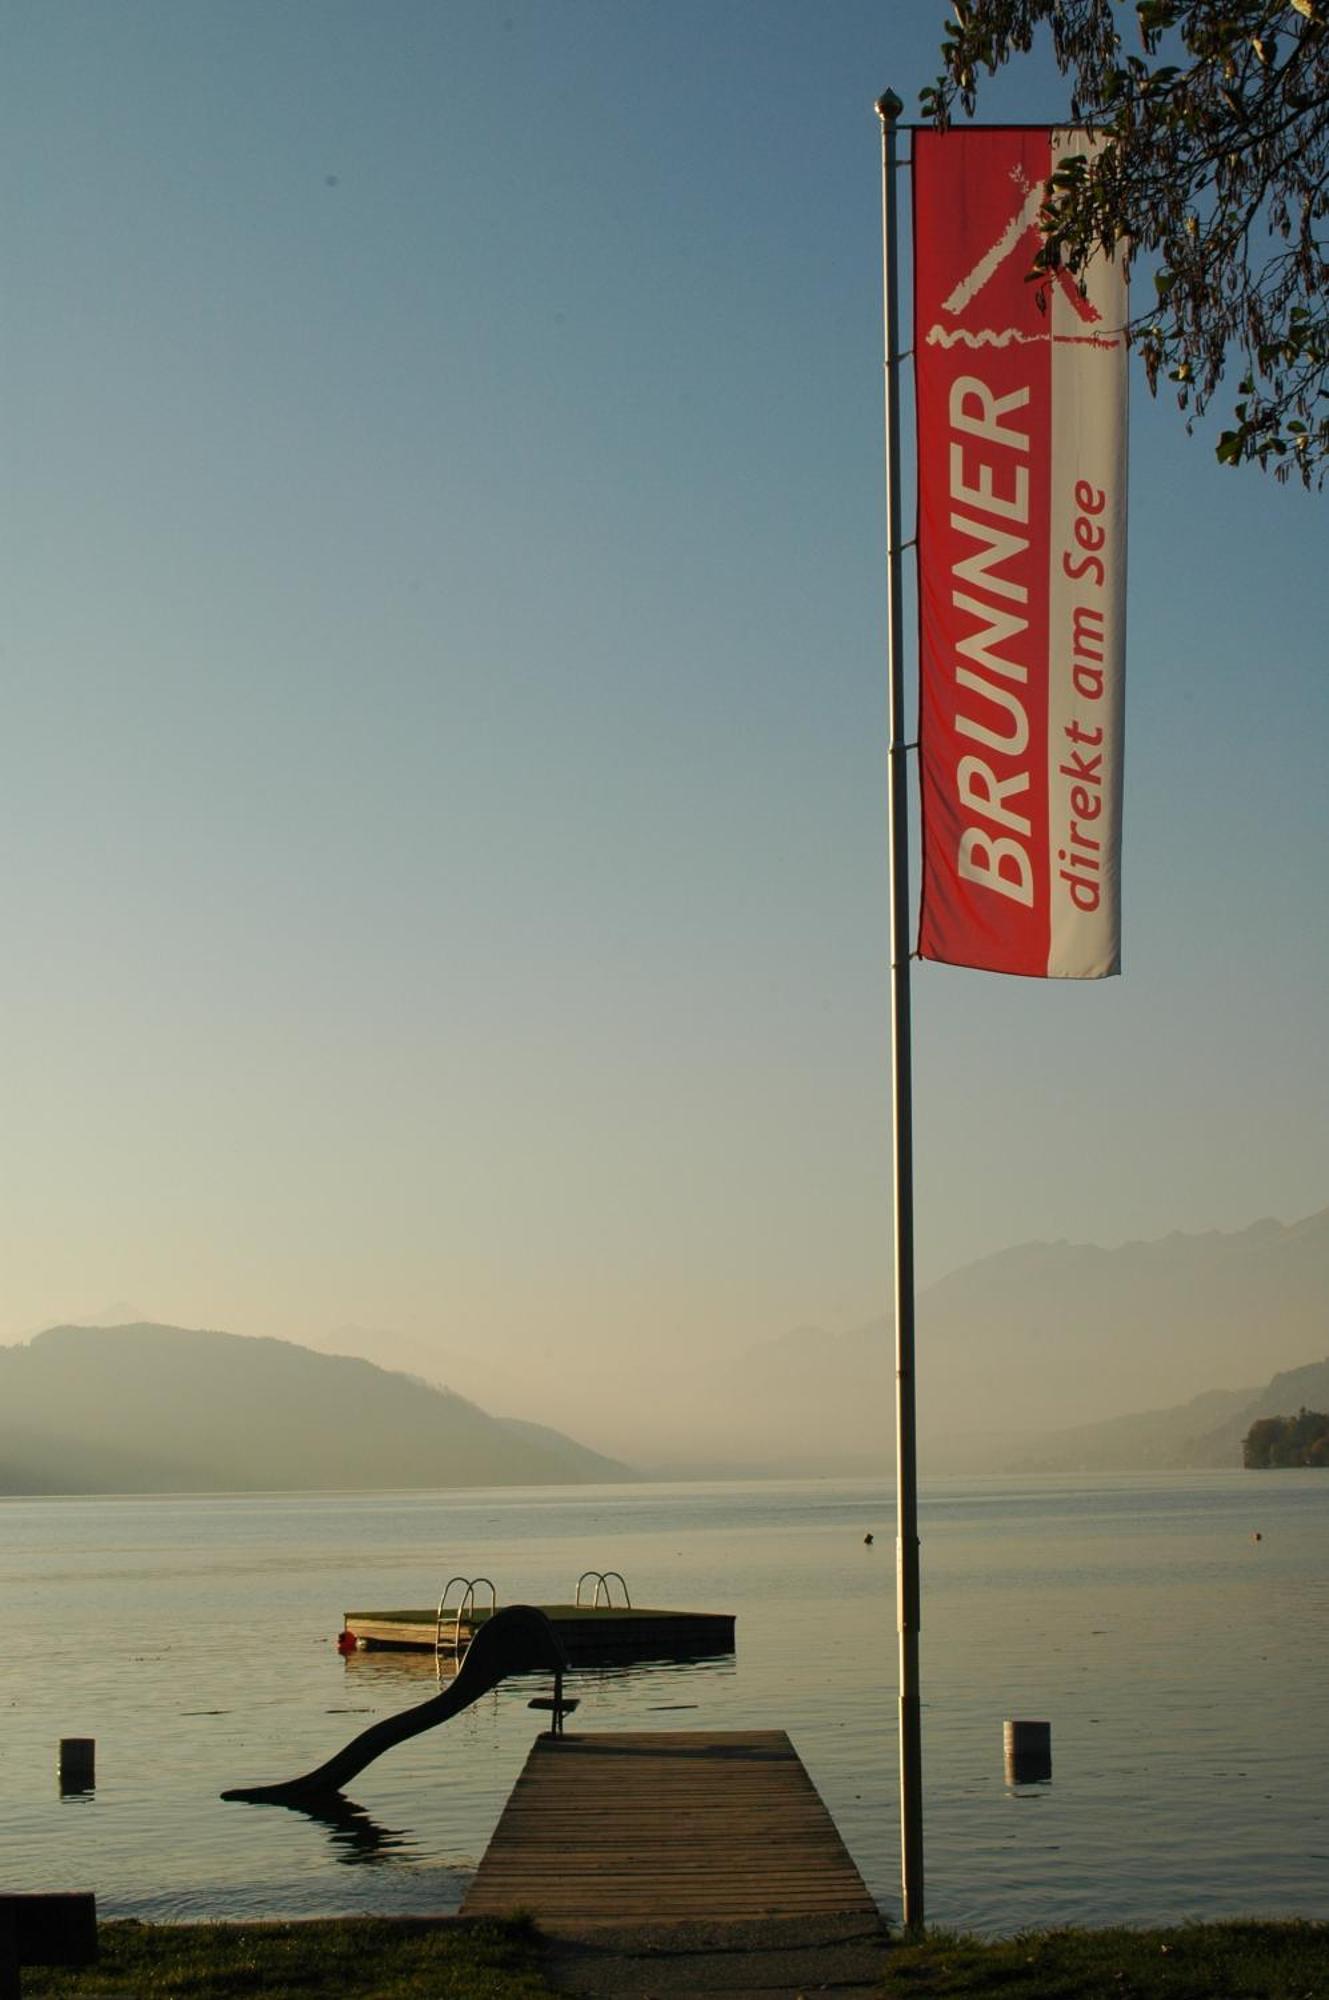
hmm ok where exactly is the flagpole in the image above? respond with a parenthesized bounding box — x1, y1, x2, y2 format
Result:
(876, 87, 924, 1935)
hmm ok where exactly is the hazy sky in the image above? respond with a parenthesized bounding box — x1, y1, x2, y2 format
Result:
(4, 2, 1326, 1407)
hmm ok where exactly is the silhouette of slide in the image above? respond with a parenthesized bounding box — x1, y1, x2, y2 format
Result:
(222, 1603, 569, 1805)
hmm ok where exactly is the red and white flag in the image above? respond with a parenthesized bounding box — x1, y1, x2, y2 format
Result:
(913, 128, 1128, 978)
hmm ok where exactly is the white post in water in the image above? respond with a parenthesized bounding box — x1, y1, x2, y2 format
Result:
(876, 87, 924, 1934)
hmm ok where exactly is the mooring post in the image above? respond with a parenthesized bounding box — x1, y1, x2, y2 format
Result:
(58, 1740, 95, 1795)
(1004, 1719, 1052, 1784)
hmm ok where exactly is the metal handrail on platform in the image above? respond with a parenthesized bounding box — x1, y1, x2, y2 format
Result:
(435, 1576, 498, 1658)
(574, 1569, 631, 1609)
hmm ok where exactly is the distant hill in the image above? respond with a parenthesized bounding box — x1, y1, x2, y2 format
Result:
(693, 1207, 1329, 1473)
(0, 1323, 633, 1494)
(1190, 1356, 1329, 1465)
(916, 1209, 1329, 1444)
(996, 1356, 1329, 1473)
(987, 1386, 1259, 1473)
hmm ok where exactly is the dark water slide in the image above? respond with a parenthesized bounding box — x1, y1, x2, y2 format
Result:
(221, 1604, 568, 1806)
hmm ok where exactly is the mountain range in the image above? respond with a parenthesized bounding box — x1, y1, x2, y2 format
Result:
(987, 1356, 1329, 1473)
(7, 1205, 1327, 1489)
(635, 1206, 1329, 1474)
(0, 1322, 630, 1494)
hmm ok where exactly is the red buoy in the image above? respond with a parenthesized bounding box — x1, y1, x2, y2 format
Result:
(336, 1629, 357, 1655)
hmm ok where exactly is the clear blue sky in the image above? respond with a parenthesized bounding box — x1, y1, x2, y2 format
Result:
(4, 2, 1326, 1410)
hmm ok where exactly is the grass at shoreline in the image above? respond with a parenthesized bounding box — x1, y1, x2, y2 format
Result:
(23, 1915, 555, 1999)
(20, 1914, 1329, 1998)
(884, 1920, 1329, 1996)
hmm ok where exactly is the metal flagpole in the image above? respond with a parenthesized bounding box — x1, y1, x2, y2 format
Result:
(876, 87, 924, 1934)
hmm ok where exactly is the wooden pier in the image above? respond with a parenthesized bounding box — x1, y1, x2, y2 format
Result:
(461, 1730, 876, 1926)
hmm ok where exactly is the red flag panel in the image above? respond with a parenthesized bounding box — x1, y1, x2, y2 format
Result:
(913, 128, 1128, 978)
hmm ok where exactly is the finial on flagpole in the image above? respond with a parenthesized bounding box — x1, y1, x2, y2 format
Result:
(876, 90, 904, 127)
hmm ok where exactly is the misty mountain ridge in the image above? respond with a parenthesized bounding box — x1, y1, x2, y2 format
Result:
(987, 1355, 1329, 1475)
(14, 1205, 1327, 1483)
(649, 1205, 1329, 1474)
(309, 1206, 1326, 1475)
(0, 1322, 631, 1495)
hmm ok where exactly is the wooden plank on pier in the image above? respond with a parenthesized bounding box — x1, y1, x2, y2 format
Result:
(462, 1730, 875, 1926)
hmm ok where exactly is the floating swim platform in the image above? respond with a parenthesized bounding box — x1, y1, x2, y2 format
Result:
(342, 1603, 735, 1664)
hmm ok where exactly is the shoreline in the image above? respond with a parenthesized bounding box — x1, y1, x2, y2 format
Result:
(18, 1913, 1329, 1999)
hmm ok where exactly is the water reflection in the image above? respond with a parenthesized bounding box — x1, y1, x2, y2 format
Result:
(569, 1651, 736, 1696)
(341, 1648, 459, 1686)
(341, 1644, 735, 1695)
(284, 1791, 418, 1867)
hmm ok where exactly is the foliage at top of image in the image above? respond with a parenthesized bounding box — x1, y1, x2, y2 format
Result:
(923, 1, 1329, 484)
(1244, 1405, 1329, 1464)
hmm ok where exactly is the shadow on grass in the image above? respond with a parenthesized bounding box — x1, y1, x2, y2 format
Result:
(885, 1920, 1329, 1999)
(24, 1914, 555, 2000)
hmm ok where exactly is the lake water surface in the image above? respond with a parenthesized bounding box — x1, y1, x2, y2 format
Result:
(3, 1473, 1326, 1933)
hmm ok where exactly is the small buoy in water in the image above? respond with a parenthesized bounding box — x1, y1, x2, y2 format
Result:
(863, 1532, 874, 1546)
(336, 1629, 358, 1655)
(1252, 1531, 1263, 1543)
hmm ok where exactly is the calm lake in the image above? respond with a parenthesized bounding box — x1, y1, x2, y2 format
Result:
(3, 1473, 1327, 1933)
